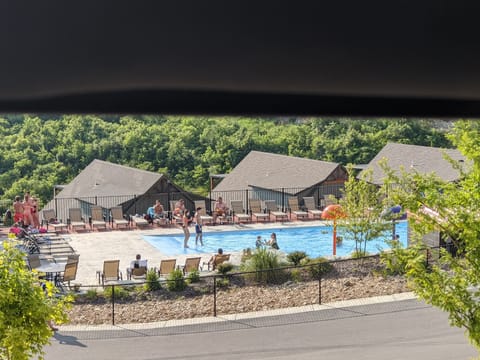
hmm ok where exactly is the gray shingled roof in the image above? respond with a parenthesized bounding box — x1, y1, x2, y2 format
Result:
(361, 143, 468, 185)
(213, 151, 341, 191)
(56, 159, 163, 198)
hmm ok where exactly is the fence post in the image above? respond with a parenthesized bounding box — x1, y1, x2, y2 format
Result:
(111, 284, 115, 325)
(245, 189, 249, 214)
(134, 194, 137, 214)
(213, 275, 217, 317)
(281, 188, 285, 212)
(318, 271, 322, 305)
(425, 248, 430, 269)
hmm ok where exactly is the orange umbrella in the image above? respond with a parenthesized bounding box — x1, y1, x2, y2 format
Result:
(321, 204, 346, 256)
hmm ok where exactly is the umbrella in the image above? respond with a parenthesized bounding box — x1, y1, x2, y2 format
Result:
(321, 204, 346, 256)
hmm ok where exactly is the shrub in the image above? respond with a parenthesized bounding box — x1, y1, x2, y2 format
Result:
(287, 251, 308, 266)
(166, 268, 186, 291)
(380, 240, 409, 275)
(103, 285, 129, 300)
(307, 257, 333, 279)
(144, 269, 161, 291)
(351, 250, 370, 259)
(187, 269, 200, 283)
(290, 268, 302, 282)
(241, 247, 281, 284)
(216, 277, 230, 288)
(217, 262, 234, 275)
(85, 288, 98, 301)
(241, 248, 253, 263)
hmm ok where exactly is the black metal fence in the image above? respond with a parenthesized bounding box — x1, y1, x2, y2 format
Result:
(40, 183, 345, 225)
(67, 254, 412, 326)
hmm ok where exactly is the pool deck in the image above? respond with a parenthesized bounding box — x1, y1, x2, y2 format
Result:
(5, 220, 331, 287)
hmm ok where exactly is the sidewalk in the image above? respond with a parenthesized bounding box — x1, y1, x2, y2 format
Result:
(57, 292, 418, 339)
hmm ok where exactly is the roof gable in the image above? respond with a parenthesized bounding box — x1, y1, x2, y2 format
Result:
(213, 151, 341, 191)
(362, 143, 467, 185)
(56, 159, 163, 197)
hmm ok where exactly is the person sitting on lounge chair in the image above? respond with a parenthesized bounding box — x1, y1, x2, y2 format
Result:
(213, 197, 228, 224)
(206, 248, 223, 269)
(153, 200, 165, 219)
(174, 199, 185, 217)
(130, 254, 148, 269)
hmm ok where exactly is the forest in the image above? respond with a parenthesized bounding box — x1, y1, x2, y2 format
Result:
(0, 115, 453, 206)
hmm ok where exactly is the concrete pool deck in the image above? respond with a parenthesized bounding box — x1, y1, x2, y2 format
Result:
(43, 220, 331, 287)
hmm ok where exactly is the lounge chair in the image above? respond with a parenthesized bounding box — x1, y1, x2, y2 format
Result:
(91, 206, 107, 230)
(110, 206, 130, 229)
(249, 199, 269, 222)
(68, 208, 87, 231)
(128, 265, 148, 280)
(288, 197, 308, 220)
(42, 209, 68, 233)
(203, 253, 230, 271)
(264, 200, 288, 222)
(57, 260, 78, 291)
(99, 259, 123, 286)
(322, 194, 337, 208)
(158, 259, 177, 278)
(194, 200, 214, 224)
(182, 257, 201, 275)
(169, 200, 183, 224)
(230, 200, 251, 223)
(303, 197, 323, 219)
(131, 214, 149, 228)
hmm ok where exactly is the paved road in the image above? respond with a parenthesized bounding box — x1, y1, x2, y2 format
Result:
(45, 300, 477, 360)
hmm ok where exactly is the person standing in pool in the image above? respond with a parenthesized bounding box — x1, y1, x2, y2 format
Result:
(182, 210, 191, 248)
(256, 235, 264, 248)
(194, 207, 203, 246)
(267, 232, 279, 250)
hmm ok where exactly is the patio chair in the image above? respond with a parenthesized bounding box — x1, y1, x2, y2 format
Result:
(230, 200, 251, 223)
(110, 206, 129, 229)
(158, 259, 177, 277)
(42, 209, 68, 233)
(288, 197, 308, 221)
(249, 199, 269, 222)
(264, 200, 288, 222)
(27, 254, 42, 269)
(303, 197, 323, 219)
(203, 253, 230, 271)
(99, 259, 123, 286)
(182, 257, 201, 275)
(194, 200, 214, 224)
(91, 206, 107, 230)
(68, 208, 87, 231)
(131, 214, 149, 228)
(67, 254, 80, 263)
(130, 266, 148, 280)
(57, 260, 78, 291)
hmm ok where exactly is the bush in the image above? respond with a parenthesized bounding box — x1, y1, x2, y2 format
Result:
(217, 262, 234, 275)
(144, 269, 161, 291)
(241, 248, 253, 263)
(307, 257, 333, 279)
(103, 285, 129, 300)
(287, 251, 308, 266)
(166, 268, 186, 291)
(241, 247, 282, 284)
(85, 288, 99, 301)
(216, 277, 230, 288)
(290, 268, 302, 282)
(187, 269, 200, 283)
(351, 250, 370, 259)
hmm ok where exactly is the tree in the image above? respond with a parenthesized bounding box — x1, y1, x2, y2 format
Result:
(383, 120, 480, 351)
(0, 242, 72, 360)
(338, 165, 390, 256)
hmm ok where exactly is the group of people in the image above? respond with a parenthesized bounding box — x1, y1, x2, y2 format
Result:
(256, 232, 280, 250)
(13, 192, 40, 228)
(173, 197, 229, 249)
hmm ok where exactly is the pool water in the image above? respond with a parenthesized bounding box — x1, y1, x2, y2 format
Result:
(143, 221, 408, 258)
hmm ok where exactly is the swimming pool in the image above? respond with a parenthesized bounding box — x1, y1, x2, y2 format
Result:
(143, 221, 408, 258)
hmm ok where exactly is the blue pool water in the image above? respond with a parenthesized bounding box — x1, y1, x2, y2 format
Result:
(143, 221, 408, 258)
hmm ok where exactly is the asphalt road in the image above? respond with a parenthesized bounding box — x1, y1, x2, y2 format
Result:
(44, 300, 477, 360)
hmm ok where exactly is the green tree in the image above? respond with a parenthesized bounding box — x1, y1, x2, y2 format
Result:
(383, 120, 480, 351)
(0, 242, 72, 359)
(338, 166, 390, 256)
